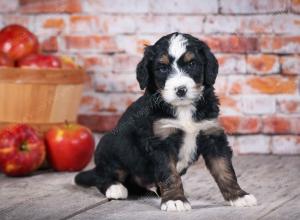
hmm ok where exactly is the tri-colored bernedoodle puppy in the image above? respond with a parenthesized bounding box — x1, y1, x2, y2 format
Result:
(75, 32, 257, 211)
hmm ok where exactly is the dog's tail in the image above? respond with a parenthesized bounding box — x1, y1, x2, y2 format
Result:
(74, 169, 99, 187)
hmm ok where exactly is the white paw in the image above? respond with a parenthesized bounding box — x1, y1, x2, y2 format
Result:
(161, 200, 192, 212)
(230, 194, 257, 207)
(105, 184, 128, 199)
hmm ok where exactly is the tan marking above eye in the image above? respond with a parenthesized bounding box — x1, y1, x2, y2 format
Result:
(183, 52, 195, 63)
(159, 54, 170, 65)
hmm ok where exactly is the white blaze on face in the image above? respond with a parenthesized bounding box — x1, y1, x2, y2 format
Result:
(162, 34, 202, 106)
(168, 34, 187, 59)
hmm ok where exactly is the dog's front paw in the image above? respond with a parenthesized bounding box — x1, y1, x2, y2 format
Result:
(105, 184, 128, 200)
(230, 194, 257, 207)
(161, 200, 192, 212)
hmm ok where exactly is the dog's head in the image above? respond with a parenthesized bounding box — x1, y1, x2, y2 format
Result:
(136, 32, 218, 106)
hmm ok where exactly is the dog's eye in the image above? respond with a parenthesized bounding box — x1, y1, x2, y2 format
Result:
(187, 60, 196, 69)
(158, 65, 169, 73)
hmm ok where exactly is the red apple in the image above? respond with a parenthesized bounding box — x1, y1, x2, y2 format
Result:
(0, 124, 46, 177)
(45, 123, 95, 171)
(17, 54, 62, 69)
(0, 52, 14, 67)
(60, 55, 78, 69)
(0, 24, 39, 61)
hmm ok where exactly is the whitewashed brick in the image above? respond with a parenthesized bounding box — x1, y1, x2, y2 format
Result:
(150, 0, 218, 14)
(0, 0, 18, 12)
(241, 96, 276, 114)
(204, 15, 273, 34)
(34, 15, 69, 35)
(273, 14, 300, 34)
(83, 0, 150, 13)
(113, 54, 141, 73)
(216, 54, 246, 74)
(237, 135, 271, 154)
(94, 72, 140, 93)
(272, 136, 300, 154)
(220, 0, 288, 14)
(101, 15, 136, 34)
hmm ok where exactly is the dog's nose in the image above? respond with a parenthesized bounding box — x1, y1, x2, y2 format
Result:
(175, 86, 187, 97)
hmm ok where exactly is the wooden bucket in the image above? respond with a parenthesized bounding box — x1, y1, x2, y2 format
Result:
(0, 67, 86, 134)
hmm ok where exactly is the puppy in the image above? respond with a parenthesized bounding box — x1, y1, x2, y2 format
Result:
(75, 32, 257, 211)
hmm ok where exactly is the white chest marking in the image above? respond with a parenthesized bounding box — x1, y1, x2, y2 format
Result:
(175, 105, 198, 173)
(153, 106, 221, 173)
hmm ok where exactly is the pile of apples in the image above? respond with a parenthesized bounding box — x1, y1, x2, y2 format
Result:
(0, 123, 95, 177)
(0, 24, 77, 69)
(0, 25, 91, 176)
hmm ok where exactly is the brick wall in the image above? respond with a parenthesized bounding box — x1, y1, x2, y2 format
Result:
(1, 0, 300, 154)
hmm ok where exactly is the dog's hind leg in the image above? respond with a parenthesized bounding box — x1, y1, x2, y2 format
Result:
(75, 166, 129, 200)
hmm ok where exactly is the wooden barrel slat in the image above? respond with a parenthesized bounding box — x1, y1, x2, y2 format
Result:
(0, 67, 86, 84)
(0, 67, 85, 133)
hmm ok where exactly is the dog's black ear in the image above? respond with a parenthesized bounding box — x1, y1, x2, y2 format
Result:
(136, 46, 153, 90)
(203, 47, 219, 86)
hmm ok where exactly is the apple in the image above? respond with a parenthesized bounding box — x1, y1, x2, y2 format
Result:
(17, 54, 62, 69)
(0, 52, 14, 67)
(0, 124, 46, 177)
(0, 24, 39, 61)
(45, 123, 95, 171)
(60, 55, 78, 69)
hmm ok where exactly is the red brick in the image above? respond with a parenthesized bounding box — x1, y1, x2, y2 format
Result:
(79, 93, 101, 113)
(246, 54, 280, 74)
(260, 36, 300, 54)
(219, 116, 261, 134)
(20, 0, 81, 13)
(277, 97, 300, 114)
(271, 135, 300, 154)
(216, 54, 246, 74)
(78, 113, 121, 133)
(115, 35, 159, 55)
(80, 93, 140, 113)
(35, 16, 68, 35)
(280, 56, 300, 75)
(43, 18, 64, 29)
(220, 0, 288, 14)
(0, 0, 18, 12)
(291, 0, 300, 13)
(246, 76, 297, 94)
(262, 115, 291, 134)
(69, 15, 99, 33)
(64, 35, 119, 53)
(40, 36, 58, 52)
(94, 72, 140, 93)
(219, 95, 241, 115)
(202, 35, 258, 53)
(228, 76, 297, 95)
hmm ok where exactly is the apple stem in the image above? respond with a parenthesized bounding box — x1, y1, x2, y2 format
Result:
(20, 141, 28, 151)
